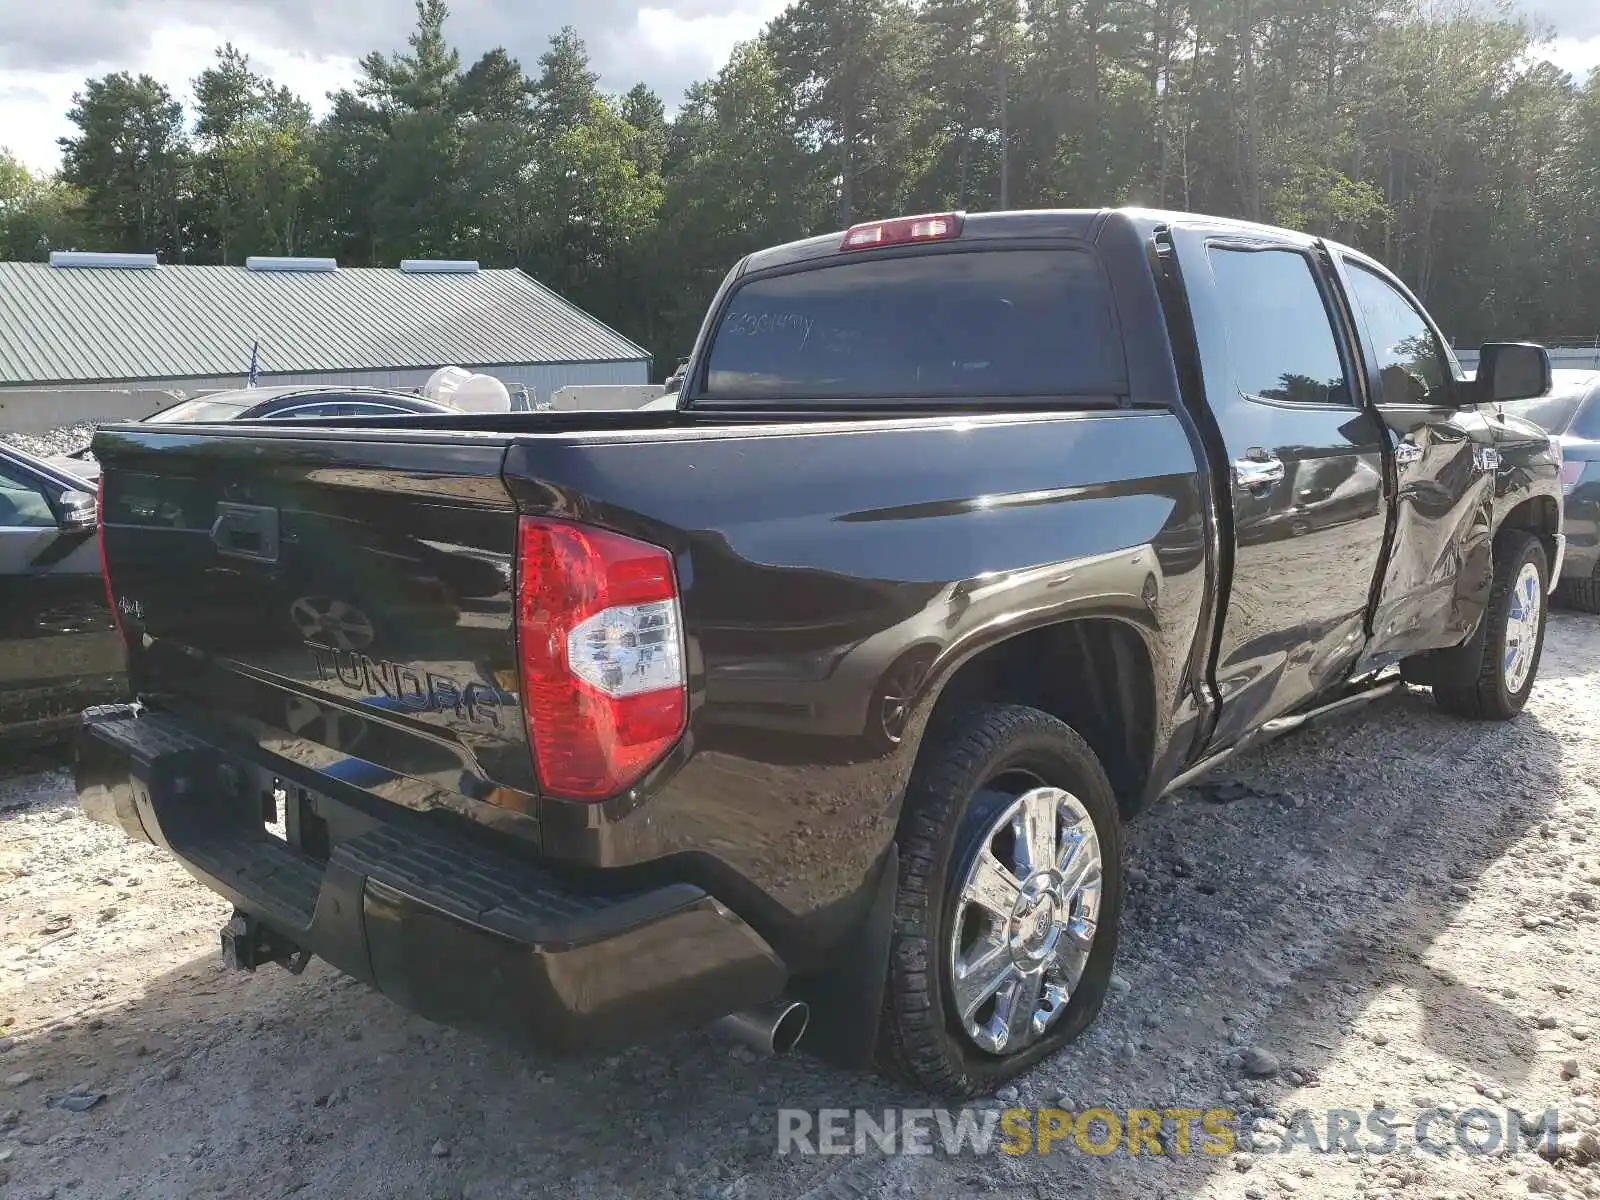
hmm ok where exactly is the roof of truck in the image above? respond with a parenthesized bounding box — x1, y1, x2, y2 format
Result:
(739, 208, 1326, 275)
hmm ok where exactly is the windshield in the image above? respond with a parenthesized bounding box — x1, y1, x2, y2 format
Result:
(145, 397, 252, 424)
(700, 248, 1124, 402)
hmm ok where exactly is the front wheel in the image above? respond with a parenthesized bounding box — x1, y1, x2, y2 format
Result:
(877, 704, 1123, 1097)
(1434, 531, 1549, 720)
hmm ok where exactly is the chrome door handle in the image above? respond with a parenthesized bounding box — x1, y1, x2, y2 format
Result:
(1394, 441, 1422, 467)
(1234, 450, 1285, 491)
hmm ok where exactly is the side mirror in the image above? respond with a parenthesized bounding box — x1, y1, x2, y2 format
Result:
(57, 488, 98, 532)
(1473, 342, 1551, 404)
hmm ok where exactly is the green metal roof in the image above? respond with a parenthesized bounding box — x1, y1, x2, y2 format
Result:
(0, 262, 649, 386)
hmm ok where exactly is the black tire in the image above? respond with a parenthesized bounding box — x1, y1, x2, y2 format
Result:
(876, 703, 1123, 1097)
(1555, 563, 1600, 614)
(1433, 531, 1549, 720)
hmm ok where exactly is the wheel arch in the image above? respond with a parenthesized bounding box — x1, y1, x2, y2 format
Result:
(914, 615, 1158, 819)
(1496, 493, 1560, 569)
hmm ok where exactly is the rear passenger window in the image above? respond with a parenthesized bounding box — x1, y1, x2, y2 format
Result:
(1343, 262, 1451, 407)
(1207, 248, 1352, 406)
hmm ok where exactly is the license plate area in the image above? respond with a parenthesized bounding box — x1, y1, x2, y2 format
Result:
(258, 771, 331, 862)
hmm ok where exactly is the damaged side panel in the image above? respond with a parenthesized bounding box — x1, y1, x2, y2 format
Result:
(1363, 407, 1499, 665)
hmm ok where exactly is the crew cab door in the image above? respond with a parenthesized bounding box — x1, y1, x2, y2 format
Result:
(1330, 251, 1497, 668)
(1170, 226, 1388, 750)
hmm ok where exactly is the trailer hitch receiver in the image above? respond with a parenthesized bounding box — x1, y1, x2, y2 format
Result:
(220, 911, 311, 975)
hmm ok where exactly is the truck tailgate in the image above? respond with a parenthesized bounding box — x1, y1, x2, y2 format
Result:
(94, 426, 535, 809)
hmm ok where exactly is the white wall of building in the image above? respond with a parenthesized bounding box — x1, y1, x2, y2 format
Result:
(1456, 347, 1600, 372)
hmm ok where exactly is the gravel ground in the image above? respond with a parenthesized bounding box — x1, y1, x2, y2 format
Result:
(2, 613, 1598, 1200)
(0, 424, 97, 461)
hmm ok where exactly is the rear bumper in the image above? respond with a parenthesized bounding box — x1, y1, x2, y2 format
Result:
(75, 705, 788, 1054)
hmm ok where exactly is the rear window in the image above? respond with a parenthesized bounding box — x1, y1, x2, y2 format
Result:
(700, 249, 1124, 401)
(1501, 393, 1585, 435)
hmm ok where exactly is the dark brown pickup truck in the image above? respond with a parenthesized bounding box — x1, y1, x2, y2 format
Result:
(78, 208, 1564, 1096)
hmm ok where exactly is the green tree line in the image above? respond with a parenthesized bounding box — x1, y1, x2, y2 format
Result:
(2, 0, 1598, 375)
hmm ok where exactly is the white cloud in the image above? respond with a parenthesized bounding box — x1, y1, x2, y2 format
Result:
(1540, 34, 1600, 81)
(0, 0, 786, 174)
(0, 1, 784, 174)
(613, 1, 783, 67)
(0, 20, 359, 172)
(1, 75, 80, 171)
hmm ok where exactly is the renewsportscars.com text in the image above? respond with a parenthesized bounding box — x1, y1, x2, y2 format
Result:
(777, 1106, 1564, 1158)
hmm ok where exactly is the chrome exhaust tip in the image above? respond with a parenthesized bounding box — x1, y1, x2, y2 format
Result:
(714, 998, 810, 1056)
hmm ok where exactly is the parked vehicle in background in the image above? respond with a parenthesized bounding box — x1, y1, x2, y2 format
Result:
(64, 386, 457, 480)
(79, 208, 1562, 1097)
(1498, 369, 1600, 611)
(546, 384, 666, 411)
(147, 386, 456, 424)
(0, 445, 124, 740)
(662, 358, 690, 394)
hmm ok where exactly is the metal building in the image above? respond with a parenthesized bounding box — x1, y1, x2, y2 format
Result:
(0, 254, 651, 405)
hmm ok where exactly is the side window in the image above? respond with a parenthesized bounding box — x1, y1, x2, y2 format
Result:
(1206, 247, 1353, 407)
(275, 403, 353, 419)
(0, 461, 57, 528)
(1343, 262, 1450, 406)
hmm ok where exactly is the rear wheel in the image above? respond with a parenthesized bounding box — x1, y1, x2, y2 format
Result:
(877, 704, 1123, 1097)
(1433, 531, 1548, 720)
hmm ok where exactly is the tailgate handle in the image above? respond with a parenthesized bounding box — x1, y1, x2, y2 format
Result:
(211, 502, 280, 563)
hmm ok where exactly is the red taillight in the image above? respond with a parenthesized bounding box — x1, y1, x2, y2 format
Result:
(841, 212, 963, 250)
(1559, 459, 1583, 494)
(515, 517, 686, 800)
(96, 473, 125, 648)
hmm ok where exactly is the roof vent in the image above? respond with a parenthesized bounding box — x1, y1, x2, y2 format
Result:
(399, 259, 480, 274)
(49, 251, 159, 270)
(246, 256, 338, 273)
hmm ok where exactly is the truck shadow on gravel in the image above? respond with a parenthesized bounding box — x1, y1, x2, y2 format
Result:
(1064, 679, 1580, 1198)
(11, 672, 1586, 1200)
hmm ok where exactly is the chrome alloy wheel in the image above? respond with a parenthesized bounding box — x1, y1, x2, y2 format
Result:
(948, 784, 1104, 1056)
(1503, 562, 1543, 694)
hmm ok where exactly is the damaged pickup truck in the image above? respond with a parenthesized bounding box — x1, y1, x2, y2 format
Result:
(78, 209, 1564, 1097)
